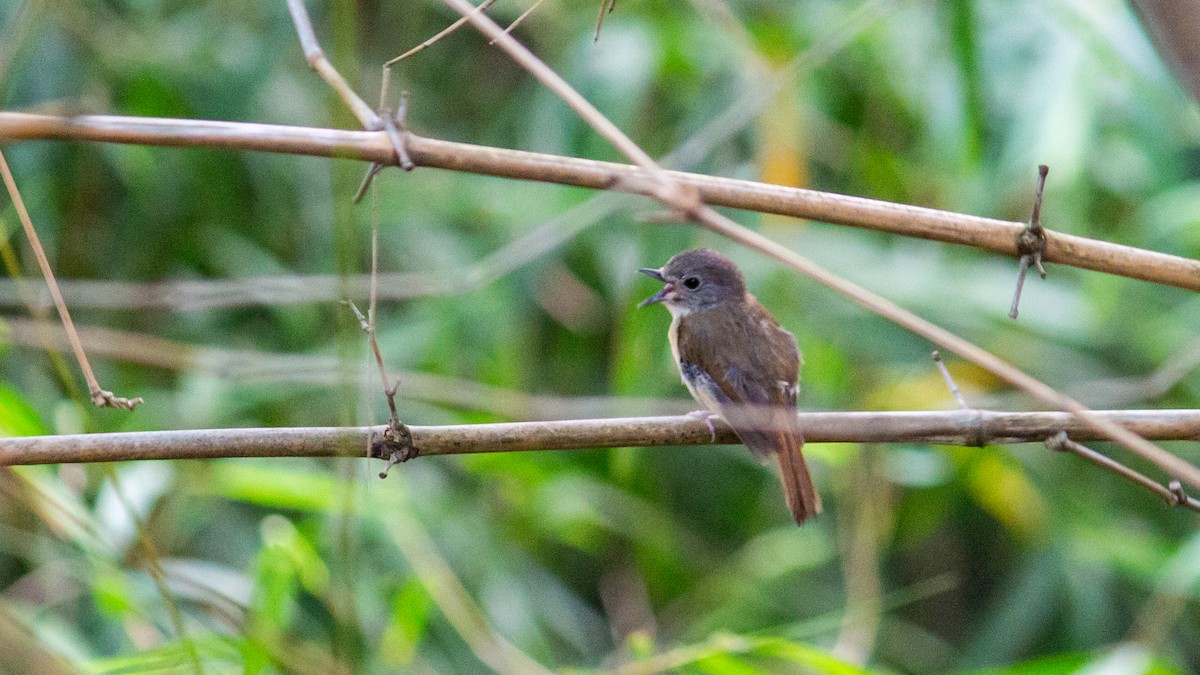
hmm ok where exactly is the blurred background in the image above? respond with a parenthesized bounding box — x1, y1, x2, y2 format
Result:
(1, 0, 1199, 672)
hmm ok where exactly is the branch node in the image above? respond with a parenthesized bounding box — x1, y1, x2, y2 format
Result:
(371, 417, 417, 478)
(91, 387, 144, 410)
(386, 92, 415, 172)
(343, 300, 372, 332)
(1168, 480, 1189, 508)
(1009, 165, 1050, 319)
(352, 93, 414, 203)
(1045, 430, 1071, 453)
(652, 181, 704, 221)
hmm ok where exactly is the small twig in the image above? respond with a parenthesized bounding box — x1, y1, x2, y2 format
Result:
(1009, 164, 1050, 319)
(352, 163, 385, 204)
(931, 350, 970, 410)
(285, 0, 378, 129)
(593, 0, 617, 42)
(932, 350, 985, 447)
(440, 0, 665, 178)
(1046, 432, 1200, 514)
(0, 149, 142, 410)
(343, 301, 415, 473)
(384, 94, 415, 171)
(349, 170, 414, 474)
(384, 0, 500, 66)
(489, 0, 547, 45)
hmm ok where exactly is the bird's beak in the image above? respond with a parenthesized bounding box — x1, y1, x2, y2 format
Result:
(638, 285, 673, 307)
(637, 268, 672, 308)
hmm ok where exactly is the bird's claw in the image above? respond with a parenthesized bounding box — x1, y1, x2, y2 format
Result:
(686, 410, 719, 442)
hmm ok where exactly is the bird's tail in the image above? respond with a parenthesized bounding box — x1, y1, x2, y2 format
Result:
(775, 430, 821, 525)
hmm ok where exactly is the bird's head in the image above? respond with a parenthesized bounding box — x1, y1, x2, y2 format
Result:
(638, 248, 747, 315)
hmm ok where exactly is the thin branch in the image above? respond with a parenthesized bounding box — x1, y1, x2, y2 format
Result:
(490, 0, 546, 45)
(1, 410, 1197, 465)
(593, 0, 616, 42)
(440, 0, 665, 180)
(1009, 164, 1050, 319)
(348, 173, 413, 474)
(0, 149, 142, 410)
(932, 350, 970, 410)
(384, 0, 500, 66)
(284, 0, 378, 128)
(0, 214, 82, 397)
(1045, 432, 1200, 514)
(2, 112, 1196, 292)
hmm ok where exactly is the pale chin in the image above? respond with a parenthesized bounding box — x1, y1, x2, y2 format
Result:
(664, 300, 694, 318)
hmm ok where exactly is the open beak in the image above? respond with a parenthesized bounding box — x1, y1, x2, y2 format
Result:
(638, 267, 665, 282)
(637, 267, 672, 307)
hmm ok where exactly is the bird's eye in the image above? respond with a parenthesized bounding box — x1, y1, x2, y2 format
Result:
(682, 276, 701, 290)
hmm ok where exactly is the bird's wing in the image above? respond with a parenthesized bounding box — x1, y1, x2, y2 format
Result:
(675, 304, 799, 457)
(721, 365, 795, 459)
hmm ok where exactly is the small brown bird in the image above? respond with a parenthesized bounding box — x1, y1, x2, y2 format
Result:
(639, 248, 821, 524)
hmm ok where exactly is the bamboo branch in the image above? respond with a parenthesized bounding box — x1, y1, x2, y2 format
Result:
(1, 111, 1197, 291)
(1, 410, 1197, 465)
(1045, 432, 1200, 513)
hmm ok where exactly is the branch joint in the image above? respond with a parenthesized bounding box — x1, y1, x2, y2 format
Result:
(371, 418, 417, 478)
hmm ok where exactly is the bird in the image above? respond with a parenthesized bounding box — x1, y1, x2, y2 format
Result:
(638, 248, 821, 524)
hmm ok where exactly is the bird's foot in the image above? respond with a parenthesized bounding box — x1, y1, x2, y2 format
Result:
(686, 409, 719, 442)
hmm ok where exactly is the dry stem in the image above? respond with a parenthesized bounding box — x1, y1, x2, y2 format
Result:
(1046, 432, 1200, 513)
(384, 0, 500, 66)
(0, 149, 142, 409)
(2, 112, 1195, 291)
(1, 410, 1196, 465)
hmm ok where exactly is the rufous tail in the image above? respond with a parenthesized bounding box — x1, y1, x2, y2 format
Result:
(775, 434, 821, 525)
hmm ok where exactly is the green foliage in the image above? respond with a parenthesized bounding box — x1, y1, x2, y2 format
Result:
(1, 0, 1199, 672)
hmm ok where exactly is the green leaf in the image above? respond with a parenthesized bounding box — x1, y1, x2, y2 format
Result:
(0, 380, 46, 436)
